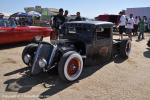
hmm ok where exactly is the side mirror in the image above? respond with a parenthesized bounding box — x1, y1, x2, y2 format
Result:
(33, 35, 43, 43)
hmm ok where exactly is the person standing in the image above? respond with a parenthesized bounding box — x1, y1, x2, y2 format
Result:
(28, 16, 33, 26)
(133, 16, 139, 35)
(126, 14, 135, 40)
(64, 10, 69, 22)
(0, 13, 4, 19)
(143, 16, 148, 32)
(147, 17, 150, 32)
(138, 17, 145, 40)
(52, 8, 65, 39)
(75, 12, 82, 21)
(118, 11, 126, 40)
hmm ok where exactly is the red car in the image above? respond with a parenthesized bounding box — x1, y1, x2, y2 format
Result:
(0, 19, 54, 44)
(95, 14, 120, 25)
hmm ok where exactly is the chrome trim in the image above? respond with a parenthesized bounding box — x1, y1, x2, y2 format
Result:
(81, 55, 87, 58)
(0, 30, 7, 32)
(39, 58, 47, 68)
(24, 54, 31, 64)
(47, 45, 57, 69)
(31, 44, 42, 74)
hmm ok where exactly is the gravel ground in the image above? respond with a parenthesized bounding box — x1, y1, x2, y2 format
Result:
(0, 33, 150, 100)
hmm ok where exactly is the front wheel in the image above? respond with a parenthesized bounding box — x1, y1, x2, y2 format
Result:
(58, 51, 83, 82)
(22, 43, 38, 67)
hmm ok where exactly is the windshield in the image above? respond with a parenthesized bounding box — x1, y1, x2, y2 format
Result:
(0, 19, 16, 27)
(64, 23, 94, 34)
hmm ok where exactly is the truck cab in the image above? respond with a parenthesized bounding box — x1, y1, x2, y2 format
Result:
(60, 21, 115, 65)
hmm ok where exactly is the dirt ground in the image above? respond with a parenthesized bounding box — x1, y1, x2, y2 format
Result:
(0, 33, 150, 100)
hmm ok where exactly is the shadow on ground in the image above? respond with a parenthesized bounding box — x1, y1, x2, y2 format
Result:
(113, 55, 127, 63)
(4, 67, 30, 76)
(3, 65, 105, 98)
(4, 67, 52, 93)
(135, 39, 142, 42)
(143, 48, 150, 58)
(3, 57, 127, 99)
(0, 42, 29, 50)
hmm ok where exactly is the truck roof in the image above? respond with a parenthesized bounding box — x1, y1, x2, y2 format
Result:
(66, 21, 113, 26)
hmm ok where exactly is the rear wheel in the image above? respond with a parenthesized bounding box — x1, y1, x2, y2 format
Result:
(120, 39, 131, 58)
(147, 39, 150, 47)
(58, 51, 83, 82)
(22, 43, 38, 66)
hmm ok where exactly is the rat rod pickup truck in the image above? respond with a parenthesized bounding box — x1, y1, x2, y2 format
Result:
(22, 21, 131, 82)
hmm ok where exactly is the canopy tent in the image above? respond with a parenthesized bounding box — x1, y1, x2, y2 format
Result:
(28, 11, 41, 17)
(9, 12, 30, 18)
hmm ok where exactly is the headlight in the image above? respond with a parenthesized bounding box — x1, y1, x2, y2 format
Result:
(24, 54, 31, 64)
(39, 58, 47, 68)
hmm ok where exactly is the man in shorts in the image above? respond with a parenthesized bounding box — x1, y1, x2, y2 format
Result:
(126, 14, 135, 40)
(118, 11, 126, 40)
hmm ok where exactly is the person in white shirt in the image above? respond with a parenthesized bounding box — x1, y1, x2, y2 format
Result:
(119, 11, 126, 40)
(126, 14, 135, 40)
(133, 16, 139, 35)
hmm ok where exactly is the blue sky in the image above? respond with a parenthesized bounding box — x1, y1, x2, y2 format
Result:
(0, 0, 149, 18)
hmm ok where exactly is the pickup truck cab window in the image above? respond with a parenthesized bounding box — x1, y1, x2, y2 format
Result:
(96, 27, 111, 40)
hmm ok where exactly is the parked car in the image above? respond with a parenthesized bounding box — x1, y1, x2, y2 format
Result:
(95, 14, 120, 32)
(0, 19, 54, 44)
(22, 21, 131, 82)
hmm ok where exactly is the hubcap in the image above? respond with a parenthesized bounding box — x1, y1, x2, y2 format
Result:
(67, 58, 81, 76)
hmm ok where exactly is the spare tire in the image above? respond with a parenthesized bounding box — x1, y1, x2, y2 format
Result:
(58, 51, 83, 82)
(120, 39, 131, 58)
(22, 43, 38, 66)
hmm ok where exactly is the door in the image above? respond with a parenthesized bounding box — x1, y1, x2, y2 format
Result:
(13, 26, 31, 42)
(0, 27, 15, 44)
(92, 26, 113, 62)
